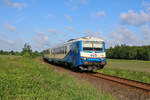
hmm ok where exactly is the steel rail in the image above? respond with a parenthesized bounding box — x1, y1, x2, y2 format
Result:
(85, 73, 150, 93)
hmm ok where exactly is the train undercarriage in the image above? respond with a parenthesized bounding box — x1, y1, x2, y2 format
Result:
(69, 61, 107, 72)
(43, 57, 106, 72)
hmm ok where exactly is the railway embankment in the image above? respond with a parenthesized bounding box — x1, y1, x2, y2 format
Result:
(43, 58, 150, 100)
(0, 55, 115, 100)
(98, 59, 150, 83)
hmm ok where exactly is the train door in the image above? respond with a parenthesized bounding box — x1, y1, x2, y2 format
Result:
(73, 43, 79, 66)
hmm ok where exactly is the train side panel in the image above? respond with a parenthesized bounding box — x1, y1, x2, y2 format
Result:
(43, 37, 107, 71)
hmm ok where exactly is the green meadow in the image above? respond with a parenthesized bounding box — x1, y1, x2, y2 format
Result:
(98, 59, 150, 83)
(0, 55, 115, 100)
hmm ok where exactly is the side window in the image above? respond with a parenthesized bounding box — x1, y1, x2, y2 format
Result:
(74, 44, 79, 54)
(73, 45, 76, 54)
(76, 44, 79, 54)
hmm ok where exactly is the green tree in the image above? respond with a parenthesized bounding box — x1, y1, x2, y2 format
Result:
(106, 45, 150, 61)
(32, 51, 41, 58)
(22, 43, 32, 57)
(10, 50, 15, 55)
(128, 47, 137, 59)
(0, 50, 4, 55)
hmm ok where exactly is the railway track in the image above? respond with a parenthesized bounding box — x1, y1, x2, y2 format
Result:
(84, 72, 150, 94)
(43, 59, 150, 99)
(44, 58, 150, 94)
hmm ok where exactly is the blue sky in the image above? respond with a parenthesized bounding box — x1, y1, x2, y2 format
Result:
(0, 0, 150, 51)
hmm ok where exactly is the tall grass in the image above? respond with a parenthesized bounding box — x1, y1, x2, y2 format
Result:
(97, 59, 150, 83)
(98, 67, 150, 83)
(0, 55, 115, 100)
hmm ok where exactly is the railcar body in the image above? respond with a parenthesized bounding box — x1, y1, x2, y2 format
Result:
(43, 36, 107, 71)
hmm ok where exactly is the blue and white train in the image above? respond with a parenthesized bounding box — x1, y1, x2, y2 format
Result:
(43, 36, 107, 71)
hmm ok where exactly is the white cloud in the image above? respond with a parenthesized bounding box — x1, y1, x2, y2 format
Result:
(120, 10, 150, 26)
(65, 15, 72, 22)
(64, 0, 78, 10)
(109, 26, 142, 46)
(33, 30, 50, 51)
(106, 26, 150, 47)
(0, 38, 14, 45)
(65, 0, 88, 9)
(48, 29, 58, 34)
(15, 15, 26, 24)
(32, 37, 49, 51)
(67, 26, 74, 31)
(32, 0, 38, 4)
(5, 24, 18, 34)
(0, 33, 6, 37)
(95, 11, 106, 17)
(141, 25, 150, 44)
(82, 30, 104, 39)
(147, 7, 150, 12)
(65, 0, 73, 6)
(142, 1, 150, 11)
(0, 37, 26, 51)
(7, 39, 14, 44)
(46, 14, 54, 18)
(81, 0, 88, 4)
(35, 30, 44, 35)
(4, 0, 27, 10)
(44, 36, 49, 41)
(35, 30, 49, 40)
(91, 11, 106, 19)
(142, 25, 150, 37)
(47, 14, 52, 17)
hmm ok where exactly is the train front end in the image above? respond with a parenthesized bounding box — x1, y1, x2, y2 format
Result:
(79, 40, 106, 71)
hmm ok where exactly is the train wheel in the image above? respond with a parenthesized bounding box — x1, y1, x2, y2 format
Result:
(87, 66, 93, 72)
(70, 65, 76, 71)
(98, 65, 104, 70)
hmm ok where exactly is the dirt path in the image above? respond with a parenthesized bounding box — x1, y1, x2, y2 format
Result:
(41, 60, 150, 100)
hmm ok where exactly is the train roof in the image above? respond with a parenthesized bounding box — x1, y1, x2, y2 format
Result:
(66, 36, 104, 43)
(49, 36, 104, 49)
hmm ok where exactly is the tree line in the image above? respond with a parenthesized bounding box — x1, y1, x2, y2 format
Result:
(0, 43, 42, 58)
(1, 43, 150, 60)
(106, 45, 150, 60)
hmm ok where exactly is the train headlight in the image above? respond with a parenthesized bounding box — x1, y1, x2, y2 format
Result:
(100, 58, 103, 60)
(82, 57, 87, 60)
(84, 57, 87, 60)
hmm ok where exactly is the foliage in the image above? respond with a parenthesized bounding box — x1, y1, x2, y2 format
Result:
(0, 55, 115, 100)
(0, 43, 42, 58)
(0, 50, 21, 56)
(21, 43, 32, 57)
(98, 59, 150, 83)
(106, 45, 150, 60)
(98, 67, 150, 83)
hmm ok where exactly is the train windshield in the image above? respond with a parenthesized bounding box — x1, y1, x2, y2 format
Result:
(82, 41, 103, 51)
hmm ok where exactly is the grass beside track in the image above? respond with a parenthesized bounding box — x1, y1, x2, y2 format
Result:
(0, 55, 115, 100)
(98, 59, 150, 84)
